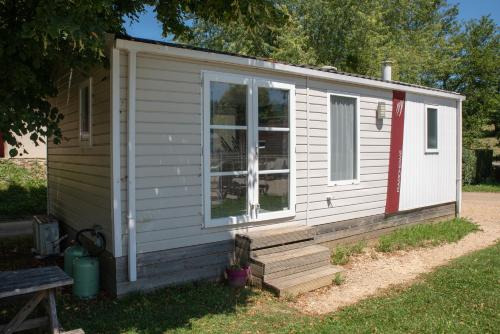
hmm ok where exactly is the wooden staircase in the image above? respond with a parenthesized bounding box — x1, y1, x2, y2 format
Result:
(236, 226, 343, 296)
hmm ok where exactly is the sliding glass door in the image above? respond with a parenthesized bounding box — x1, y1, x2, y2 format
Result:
(203, 72, 295, 227)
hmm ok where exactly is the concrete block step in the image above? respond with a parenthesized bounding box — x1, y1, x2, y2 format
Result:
(265, 265, 343, 297)
(251, 244, 330, 276)
(236, 226, 314, 250)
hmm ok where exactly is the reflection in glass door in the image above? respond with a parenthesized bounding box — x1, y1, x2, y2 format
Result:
(209, 81, 248, 221)
(256, 86, 290, 216)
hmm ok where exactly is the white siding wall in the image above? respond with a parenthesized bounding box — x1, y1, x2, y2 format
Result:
(48, 68, 113, 251)
(117, 52, 395, 255)
(399, 93, 457, 210)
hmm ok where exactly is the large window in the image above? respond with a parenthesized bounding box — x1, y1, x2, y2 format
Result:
(425, 106, 438, 153)
(328, 93, 359, 185)
(203, 72, 295, 227)
(79, 78, 92, 145)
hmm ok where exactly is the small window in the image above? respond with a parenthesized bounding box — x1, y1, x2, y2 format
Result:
(79, 78, 92, 144)
(426, 106, 438, 152)
(328, 93, 359, 185)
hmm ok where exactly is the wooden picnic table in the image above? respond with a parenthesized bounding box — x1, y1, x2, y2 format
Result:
(0, 266, 83, 334)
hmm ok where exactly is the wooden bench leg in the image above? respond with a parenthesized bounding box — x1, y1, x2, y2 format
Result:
(46, 290, 61, 334)
(1, 291, 46, 334)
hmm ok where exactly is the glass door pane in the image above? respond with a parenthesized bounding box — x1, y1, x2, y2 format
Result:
(209, 81, 248, 221)
(257, 87, 290, 214)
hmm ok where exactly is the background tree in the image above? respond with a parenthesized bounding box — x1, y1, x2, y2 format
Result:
(443, 17, 499, 146)
(0, 0, 288, 156)
(182, 0, 499, 148)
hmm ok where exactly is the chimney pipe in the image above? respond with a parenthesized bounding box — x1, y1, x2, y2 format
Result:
(381, 60, 393, 81)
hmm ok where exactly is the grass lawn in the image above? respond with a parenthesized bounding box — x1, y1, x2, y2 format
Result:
(0, 160, 47, 218)
(1, 236, 498, 333)
(463, 180, 500, 193)
(58, 242, 500, 333)
(330, 240, 366, 265)
(376, 218, 479, 252)
(329, 218, 478, 263)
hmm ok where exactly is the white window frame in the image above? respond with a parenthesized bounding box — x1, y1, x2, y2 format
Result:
(79, 77, 93, 145)
(424, 104, 439, 154)
(327, 91, 360, 186)
(202, 71, 296, 228)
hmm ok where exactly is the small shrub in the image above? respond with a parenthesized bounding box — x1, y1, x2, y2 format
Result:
(376, 218, 479, 253)
(333, 272, 345, 286)
(462, 148, 477, 185)
(331, 241, 366, 265)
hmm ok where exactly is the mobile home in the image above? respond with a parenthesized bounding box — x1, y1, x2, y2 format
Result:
(48, 35, 464, 296)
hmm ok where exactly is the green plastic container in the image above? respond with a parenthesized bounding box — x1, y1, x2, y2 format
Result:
(64, 245, 88, 277)
(73, 256, 99, 299)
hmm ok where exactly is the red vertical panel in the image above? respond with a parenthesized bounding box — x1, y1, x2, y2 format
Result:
(385, 91, 406, 214)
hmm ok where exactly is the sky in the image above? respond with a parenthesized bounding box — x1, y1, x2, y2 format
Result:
(124, 1, 500, 41)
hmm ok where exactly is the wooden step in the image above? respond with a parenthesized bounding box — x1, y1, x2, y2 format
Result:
(236, 226, 314, 250)
(251, 245, 330, 276)
(252, 239, 315, 258)
(265, 265, 343, 297)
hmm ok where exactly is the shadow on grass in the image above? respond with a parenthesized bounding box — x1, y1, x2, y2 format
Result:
(58, 282, 258, 334)
(0, 184, 47, 218)
(0, 236, 259, 333)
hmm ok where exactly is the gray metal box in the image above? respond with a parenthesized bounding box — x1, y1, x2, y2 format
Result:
(33, 215, 60, 256)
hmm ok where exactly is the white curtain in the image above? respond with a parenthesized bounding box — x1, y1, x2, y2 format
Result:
(330, 95, 357, 181)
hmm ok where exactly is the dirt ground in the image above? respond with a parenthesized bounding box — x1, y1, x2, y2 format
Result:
(292, 192, 500, 315)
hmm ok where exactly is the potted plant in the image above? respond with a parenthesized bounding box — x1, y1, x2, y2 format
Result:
(226, 263, 250, 288)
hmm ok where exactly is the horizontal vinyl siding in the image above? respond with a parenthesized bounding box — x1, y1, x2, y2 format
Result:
(116, 52, 398, 255)
(48, 67, 113, 251)
(399, 94, 457, 210)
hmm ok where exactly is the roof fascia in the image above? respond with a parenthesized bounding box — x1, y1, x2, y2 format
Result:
(115, 38, 465, 101)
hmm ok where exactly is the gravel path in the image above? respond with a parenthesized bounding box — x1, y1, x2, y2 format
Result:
(292, 192, 500, 315)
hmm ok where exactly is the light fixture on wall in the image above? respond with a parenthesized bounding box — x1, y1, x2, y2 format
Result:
(376, 102, 386, 120)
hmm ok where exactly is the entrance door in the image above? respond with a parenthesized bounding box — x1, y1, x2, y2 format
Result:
(203, 72, 295, 227)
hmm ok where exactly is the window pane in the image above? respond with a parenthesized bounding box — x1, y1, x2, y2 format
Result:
(211, 175, 247, 218)
(210, 82, 247, 126)
(258, 131, 289, 170)
(80, 86, 90, 134)
(427, 108, 438, 149)
(258, 88, 289, 127)
(210, 129, 247, 172)
(259, 173, 289, 212)
(330, 95, 357, 181)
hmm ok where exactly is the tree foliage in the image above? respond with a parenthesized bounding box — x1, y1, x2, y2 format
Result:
(0, 0, 287, 156)
(181, 0, 499, 147)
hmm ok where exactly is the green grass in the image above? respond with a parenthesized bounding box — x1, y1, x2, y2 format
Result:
(376, 218, 479, 252)
(463, 180, 500, 193)
(331, 240, 366, 265)
(1, 236, 498, 333)
(0, 160, 47, 218)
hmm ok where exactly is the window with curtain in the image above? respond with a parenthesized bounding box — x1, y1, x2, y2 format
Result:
(329, 94, 359, 183)
(426, 107, 438, 151)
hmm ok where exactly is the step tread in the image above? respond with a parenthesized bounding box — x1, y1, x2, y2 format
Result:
(237, 226, 315, 250)
(238, 225, 312, 239)
(252, 239, 315, 258)
(265, 265, 343, 293)
(254, 245, 329, 264)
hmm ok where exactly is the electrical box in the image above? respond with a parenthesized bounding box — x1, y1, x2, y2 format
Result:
(376, 102, 386, 119)
(33, 215, 60, 256)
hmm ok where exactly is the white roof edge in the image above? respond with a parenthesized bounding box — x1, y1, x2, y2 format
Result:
(115, 38, 465, 101)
